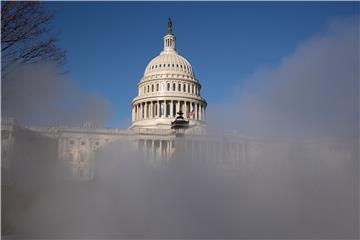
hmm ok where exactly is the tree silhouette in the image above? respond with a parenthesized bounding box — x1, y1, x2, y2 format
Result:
(1, 1, 65, 75)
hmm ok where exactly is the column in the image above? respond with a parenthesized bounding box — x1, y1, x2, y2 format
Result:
(152, 102, 154, 118)
(170, 100, 173, 117)
(144, 102, 148, 119)
(132, 106, 135, 121)
(176, 101, 180, 114)
(195, 103, 198, 120)
(149, 102, 152, 118)
(191, 102, 194, 119)
(184, 101, 188, 117)
(199, 104, 202, 120)
(135, 104, 138, 120)
(164, 101, 167, 118)
(131, 106, 134, 121)
(156, 101, 159, 118)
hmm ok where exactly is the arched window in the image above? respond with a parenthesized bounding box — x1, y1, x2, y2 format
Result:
(173, 83, 176, 91)
(168, 64, 170, 67)
(178, 83, 181, 91)
(176, 64, 179, 67)
(151, 84, 154, 92)
(156, 84, 159, 91)
(167, 83, 170, 91)
(172, 64, 175, 67)
(147, 85, 149, 92)
(188, 84, 190, 93)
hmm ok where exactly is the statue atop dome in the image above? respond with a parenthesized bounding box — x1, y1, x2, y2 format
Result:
(167, 17, 173, 34)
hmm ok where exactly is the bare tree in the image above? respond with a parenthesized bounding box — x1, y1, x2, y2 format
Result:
(1, 1, 66, 75)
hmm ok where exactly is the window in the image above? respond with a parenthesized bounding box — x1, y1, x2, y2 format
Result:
(173, 83, 176, 91)
(183, 84, 186, 92)
(163, 64, 165, 67)
(69, 152, 74, 161)
(180, 65, 183, 68)
(152, 84, 154, 92)
(192, 85, 194, 94)
(81, 141, 86, 146)
(188, 84, 190, 92)
(156, 84, 159, 91)
(147, 85, 149, 92)
(167, 83, 170, 91)
(168, 64, 170, 67)
(172, 64, 174, 67)
(155, 65, 157, 68)
(69, 140, 75, 145)
(95, 142, 99, 146)
(178, 83, 181, 91)
(159, 64, 161, 68)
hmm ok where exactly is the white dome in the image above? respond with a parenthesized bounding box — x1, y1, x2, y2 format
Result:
(131, 19, 207, 130)
(144, 51, 195, 78)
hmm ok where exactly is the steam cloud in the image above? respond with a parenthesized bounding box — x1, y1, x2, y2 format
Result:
(2, 62, 112, 127)
(207, 16, 359, 139)
(2, 16, 359, 239)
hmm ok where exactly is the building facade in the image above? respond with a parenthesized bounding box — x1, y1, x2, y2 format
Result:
(1, 20, 354, 182)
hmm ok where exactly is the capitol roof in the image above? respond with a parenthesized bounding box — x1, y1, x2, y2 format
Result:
(143, 18, 195, 80)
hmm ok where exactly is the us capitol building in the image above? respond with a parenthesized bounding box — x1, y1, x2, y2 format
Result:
(1, 20, 353, 181)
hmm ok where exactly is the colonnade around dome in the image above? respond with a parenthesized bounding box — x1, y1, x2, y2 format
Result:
(132, 99, 206, 122)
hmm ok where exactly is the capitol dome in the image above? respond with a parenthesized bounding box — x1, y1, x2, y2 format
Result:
(144, 50, 195, 79)
(131, 19, 207, 129)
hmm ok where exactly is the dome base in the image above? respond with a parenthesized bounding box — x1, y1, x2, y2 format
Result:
(130, 118, 205, 130)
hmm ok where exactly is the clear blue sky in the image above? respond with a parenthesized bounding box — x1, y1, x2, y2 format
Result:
(47, 2, 358, 128)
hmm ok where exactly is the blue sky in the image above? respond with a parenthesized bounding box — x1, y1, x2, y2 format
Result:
(47, 2, 359, 128)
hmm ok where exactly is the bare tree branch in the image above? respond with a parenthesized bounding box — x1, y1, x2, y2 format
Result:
(1, 1, 66, 76)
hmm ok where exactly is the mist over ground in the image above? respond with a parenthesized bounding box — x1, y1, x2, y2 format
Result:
(2, 17, 359, 239)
